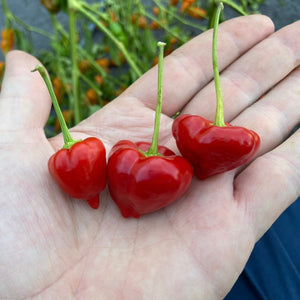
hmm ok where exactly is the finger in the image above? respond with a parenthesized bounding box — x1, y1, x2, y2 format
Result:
(234, 129, 300, 240)
(228, 65, 300, 179)
(0, 50, 52, 132)
(182, 20, 300, 121)
(123, 15, 274, 116)
(231, 65, 300, 159)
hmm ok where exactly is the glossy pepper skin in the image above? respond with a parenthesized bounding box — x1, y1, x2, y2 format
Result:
(48, 137, 107, 209)
(107, 140, 193, 218)
(172, 114, 260, 180)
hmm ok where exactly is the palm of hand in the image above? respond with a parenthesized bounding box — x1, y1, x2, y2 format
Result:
(1, 15, 300, 299)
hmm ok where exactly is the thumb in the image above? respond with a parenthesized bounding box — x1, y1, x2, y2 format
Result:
(0, 50, 52, 132)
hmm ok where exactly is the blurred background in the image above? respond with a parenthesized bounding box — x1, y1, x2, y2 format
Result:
(0, 0, 299, 59)
(0, 0, 299, 136)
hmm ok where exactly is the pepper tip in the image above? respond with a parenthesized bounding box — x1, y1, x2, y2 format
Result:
(86, 195, 100, 209)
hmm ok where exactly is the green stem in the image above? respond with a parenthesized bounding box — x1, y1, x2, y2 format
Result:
(138, 4, 186, 44)
(75, 1, 142, 77)
(154, 1, 206, 32)
(240, 0, 248, 12)
(68, 0, 81, 124)
(51, 14, 123, 86)
(50, 15, 74, 106)
(80, 73, 103, 97)
(32, 65, 79, 149)
(51, 15, 106, 78)
(144, 41, 166, 156)
(1, 0, 12, 28)
(213, 2, 225, 127)
(1, 0, 55, 39)
(14, 16, 54, 39)
(222, 0, 247, 16)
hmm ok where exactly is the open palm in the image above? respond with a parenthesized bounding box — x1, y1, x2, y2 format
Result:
(1, 15, 300, 299)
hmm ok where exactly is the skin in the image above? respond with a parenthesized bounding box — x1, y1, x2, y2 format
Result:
(0, 14, 300, 299)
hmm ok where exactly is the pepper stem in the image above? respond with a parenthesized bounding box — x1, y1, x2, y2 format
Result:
(143, 41, 166, 157)
(72, 0, 142, 78)
(32, 65, 79, 149)
(68, 0, 81, 124)
(213, 2, 225, 127)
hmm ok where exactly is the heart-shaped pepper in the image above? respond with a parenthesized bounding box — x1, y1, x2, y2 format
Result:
(108, 141, 193, 218)
(48, 137, 107, 209)
(33, 65, 106, 209)
(172, 114, 260, 179)
(172, 3, 260, 180)
(107, 42, 192, 218)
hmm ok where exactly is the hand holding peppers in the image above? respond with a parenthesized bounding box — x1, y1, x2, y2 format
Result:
(172, 3, 260, 179)
(2, 14, 300, 299)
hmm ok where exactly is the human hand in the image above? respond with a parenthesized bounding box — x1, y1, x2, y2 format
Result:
(1, 14, 300, 299)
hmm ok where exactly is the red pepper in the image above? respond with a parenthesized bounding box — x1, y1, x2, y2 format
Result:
(108, 141, 192, 218)
(172, 115, 260, 179)
(172, 3, 260, 180)
(33, 65, 106, 209)
(107, 42, 193, 218)
(48, 137, 106, 209)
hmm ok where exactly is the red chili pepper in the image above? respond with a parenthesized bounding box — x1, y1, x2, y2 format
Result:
(107, 42, 192, 218)
(108, 141, 192, 218)
(172, 3, 260, 180)
(172, 115, 260, 179)
(48, 137, 106, 209)
(33, 65, 106, 209)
